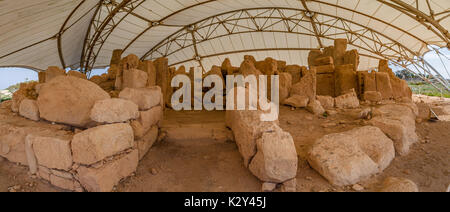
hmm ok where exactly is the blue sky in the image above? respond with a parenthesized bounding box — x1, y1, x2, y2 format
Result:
(0, 48, 448, 90)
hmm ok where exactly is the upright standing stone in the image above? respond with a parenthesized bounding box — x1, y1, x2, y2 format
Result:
(154, 57, 169, 107)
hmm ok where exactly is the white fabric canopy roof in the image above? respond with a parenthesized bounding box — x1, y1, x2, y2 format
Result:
(0, 0, 448, 73)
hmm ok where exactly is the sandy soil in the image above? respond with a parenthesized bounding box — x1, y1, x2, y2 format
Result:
(0, 95, 449, 192)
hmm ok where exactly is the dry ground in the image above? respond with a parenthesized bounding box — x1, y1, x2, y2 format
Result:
(0, 95, 449, 192)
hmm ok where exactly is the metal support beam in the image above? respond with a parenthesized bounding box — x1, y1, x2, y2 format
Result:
(80, 0, 145, 73)
(300, 0, 323, 48)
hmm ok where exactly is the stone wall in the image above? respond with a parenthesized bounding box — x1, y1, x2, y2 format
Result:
(1, 51, 166, 192)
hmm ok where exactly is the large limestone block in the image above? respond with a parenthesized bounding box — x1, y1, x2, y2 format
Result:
(119, 87, 162, 111)
(240, 59, 263, 77)
(154, 57, 170, 107)
(122, 68, 148, 89)
(379, 177, 419, 192)
(0, 123, 72, 166)
(335, 64, 357, 96)
(19, 99, 40, 121)
(307, 126, 395, 186)
(77, 149, 139, 192)
(37, 76, 110, 127)
(279, 73, 292, 103)
(140, 106, 163, 130)
(363, 91, 382, 102)
(249, 130, 298, 183)
(136, 126, 158, 160)
(314, 64, 335, 74)
(120, 54, 140, 70)
(361, 71, 377, 92)
(72, 123, 134, 165)
(333, 39, 348, 65)
(90, 98, 139, 124)
(141, 60, 157, 86)
(255, 57, 278, 75)
(306, 99, 325, 115)
(316, 73, 335, 97)
(291, 68, 316, 101)
(308, 50, 323, 67)
(285, 65, 302, 84)
(344, 49, 359, 72)
(376, 72, 394, 100)
(67, 71, 87, 79)
(335, 89, 360, 109)
(227, 110, 281, 167)
(45, 66, 66, 82)
(110, 49, 123, 66)
(28, 135, 73, 171)
(371, 104, 418, 156)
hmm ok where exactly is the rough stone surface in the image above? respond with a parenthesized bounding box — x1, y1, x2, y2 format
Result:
(37, 76, 110, 127)
(122, 68, 148, 89)
(67, 71, 87, 79)
(119, 87, 162, 111)
(283, 95, 309, 108)
(281, 179, 297, 192)
(50, 174, 82, 192)
(376, 72, 394, 100)
(139, 106, 163, 131)
(226, 110, 281, 167)
(77, 149, 138, 192)
(249, 130, 298, 183)
(19, 99, 40, 121)
(285, 65, 302, 84)
(306, 100, 325, 115)
(90, 98, 139, 124)
(72, 123, 134, 165)
(29, 134, 73, 171)
(364, 91, 382, 102)
(45, 66, 66, 82)
(291, 68, 316, 101)
(262, 182, 277, 192)
(370, 104, 418, 156)
(314, 64, 335, 74)
(379, 177, 419, 192)
(335, 64, 357, 96)
(136, 126, 158, 160)
(335, 89, 360, 109)
(316, 96, 334, 109)
(279, 72, 292, 103)
(307, 126, 395, 186)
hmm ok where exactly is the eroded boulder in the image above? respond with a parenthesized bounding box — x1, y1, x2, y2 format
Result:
(307, 126, 395, 186)
(37, 76, 110, 127)
(249, 129, 298, 183)
(379, 177, 419, 192)
(370, 104, 418, 156)
(283, 95, 309, 108)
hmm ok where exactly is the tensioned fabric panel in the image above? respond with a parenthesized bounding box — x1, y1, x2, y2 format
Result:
(0, 0, 448, 72)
